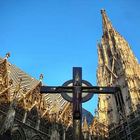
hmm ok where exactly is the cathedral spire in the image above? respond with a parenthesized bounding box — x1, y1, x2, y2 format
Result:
(97, 10, 140, 129)
(101, 9, 114, 34)
(82, 117, 89, 132)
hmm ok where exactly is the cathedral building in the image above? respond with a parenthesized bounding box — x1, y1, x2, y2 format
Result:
(96, 9, 140, 140)
(0, 55, 93, 140)
(0, 9, 140, 140)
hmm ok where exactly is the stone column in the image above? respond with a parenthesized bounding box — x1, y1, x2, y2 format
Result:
(63, 126, 66, 140)
(22, 110, 27, 123)
(35, 119, 41, 130)
(83, 131, 89, 140)
(35, 113, 41, 130)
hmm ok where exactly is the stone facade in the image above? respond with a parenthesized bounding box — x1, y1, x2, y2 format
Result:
(96, 10, 140, 140)
(0, 56, 73, 140)
(0, 56, 93, 140)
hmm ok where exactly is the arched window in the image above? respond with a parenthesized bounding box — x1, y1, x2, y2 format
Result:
(11, 125, 26, 140)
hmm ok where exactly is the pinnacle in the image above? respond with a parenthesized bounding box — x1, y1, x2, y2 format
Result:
(101, 9, 106, 13)
(101, 9, 114, 34)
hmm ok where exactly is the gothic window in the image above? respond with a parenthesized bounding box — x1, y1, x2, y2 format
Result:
(15, 106, 25, 121)
(114, 89, 124, 113)
(111, 35, 116, 46)
(107, 47, 112, 58)
(26, 106, 38, 127)
(104, 32, 109, 39)
(11, 126, 26, 140)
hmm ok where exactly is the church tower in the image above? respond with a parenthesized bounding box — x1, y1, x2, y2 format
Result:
(96, 9, 140, 139)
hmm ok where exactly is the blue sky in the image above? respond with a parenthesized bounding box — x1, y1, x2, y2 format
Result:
(0, 0, 140, 115)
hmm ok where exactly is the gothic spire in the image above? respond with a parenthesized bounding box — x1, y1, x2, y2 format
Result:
(101, 9, 114, 35)
(82, 117, 89, 132)
(97, 10, 140, 128)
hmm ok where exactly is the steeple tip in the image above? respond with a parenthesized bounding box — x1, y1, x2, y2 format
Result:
(100, 10, 115, 34)
(83, 116, 89, 132)
(101, 9, 106, 14)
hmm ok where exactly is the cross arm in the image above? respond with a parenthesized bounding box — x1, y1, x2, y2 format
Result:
(82, 86, 120, 94)
(40, 86, 120, 94)
(40, 86, 73, 93)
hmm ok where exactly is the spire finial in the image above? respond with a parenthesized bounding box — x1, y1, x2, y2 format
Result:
(101, 9, 105, 13)
(5, 52, 10, 59)
(83, 116, 89, 132)
(101, 9, 114, 34)
(39, 74, 43, 81)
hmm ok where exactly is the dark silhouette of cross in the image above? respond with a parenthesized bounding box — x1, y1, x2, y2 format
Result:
(40, 67, 120, 140)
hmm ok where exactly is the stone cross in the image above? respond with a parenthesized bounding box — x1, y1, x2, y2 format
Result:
(40, 67, 120, 140)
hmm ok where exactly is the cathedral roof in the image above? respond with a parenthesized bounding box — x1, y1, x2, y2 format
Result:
(0, 56, 68, 116)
